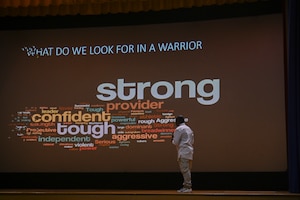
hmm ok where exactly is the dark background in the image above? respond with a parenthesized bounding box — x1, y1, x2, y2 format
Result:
(0, 0, 288, 190)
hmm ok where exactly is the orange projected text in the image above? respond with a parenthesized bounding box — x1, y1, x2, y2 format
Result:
(106, 100, 164, 112)
(112, 133, 158, 141)
(31, 111, 111, 123)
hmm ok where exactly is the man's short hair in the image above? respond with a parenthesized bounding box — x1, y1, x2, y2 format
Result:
(176, 115, 185, 125)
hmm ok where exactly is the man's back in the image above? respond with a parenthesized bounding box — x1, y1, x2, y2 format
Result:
(172, 123, 194, 160)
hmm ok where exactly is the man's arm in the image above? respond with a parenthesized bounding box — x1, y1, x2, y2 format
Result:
(172, 129, 181, 146)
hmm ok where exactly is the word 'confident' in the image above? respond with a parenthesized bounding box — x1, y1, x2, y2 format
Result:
(96, 79, 220, 105)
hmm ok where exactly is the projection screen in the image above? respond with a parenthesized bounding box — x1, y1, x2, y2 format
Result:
(0, 13, 286, 173)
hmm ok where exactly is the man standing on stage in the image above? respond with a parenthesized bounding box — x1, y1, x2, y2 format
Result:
(172, 115, 194, 193)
